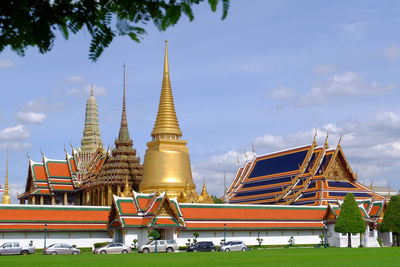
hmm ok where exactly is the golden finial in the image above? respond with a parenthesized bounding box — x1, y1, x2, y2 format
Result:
(251, 144, 255, 154)
(244, 152, 248, 161)
(90, 85, 94, 97)
(338, 133, 343, 147)
(370, 182, 373, 190)
(26, 152, 30, 160)
(324, 132, 329, 147)
(2, 148, 11, 204)
(236, 155, 240, 166)
(313, 128, 317, 145)
(151, 41, 182, 138)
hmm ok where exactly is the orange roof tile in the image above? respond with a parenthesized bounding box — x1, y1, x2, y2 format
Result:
(47, 162, 70, 177)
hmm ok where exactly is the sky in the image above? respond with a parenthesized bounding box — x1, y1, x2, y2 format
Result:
(1, 1, 400, 202)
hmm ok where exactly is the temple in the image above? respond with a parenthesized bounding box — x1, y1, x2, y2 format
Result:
(1, 42, 394, 249)
(227, 136, 385, 205)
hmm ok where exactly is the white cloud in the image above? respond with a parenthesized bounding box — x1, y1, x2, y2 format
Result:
(24, 97, 64, 112)
(254, 134, 285, 149)
(17, 112, 46, 124)
(314, 64, 336, 74)
(67, 84, 107, 97)
(383, 45, 400, 61)
(0, 59, 15, 68)
(300, 72, 395, 105)
(194, 110, 400, 196)
(266, 86, 297, 100)
(65, 75, 85, 83)
(338, 21, 367, 40)
(0, 142, 31, 152)
(0, 125, 29, 140)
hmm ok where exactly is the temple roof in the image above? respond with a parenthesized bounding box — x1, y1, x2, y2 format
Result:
(228, 139, 386, 206)
(0, 204, 110, 231)
(110, 192, 326, 231)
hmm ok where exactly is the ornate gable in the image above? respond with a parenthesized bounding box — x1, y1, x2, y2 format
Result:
(324, 147, 356, 182)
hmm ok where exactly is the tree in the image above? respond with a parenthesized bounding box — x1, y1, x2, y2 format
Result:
(192, 232, 199, 245)
(381, 195, 400, 247)
(148, 229, 160, 241)
(334, 193, 366, 248)
(0, 0, 230, 61)
(211, 195, 223, 204)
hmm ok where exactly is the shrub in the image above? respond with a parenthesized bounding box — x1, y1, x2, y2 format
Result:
(256, 237, 263, 247)
(72, 244, 77, 248)
(93, 242, 111, 249)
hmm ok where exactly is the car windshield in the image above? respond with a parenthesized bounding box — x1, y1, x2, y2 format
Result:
(225, 242, 233, 245)
(146, 241, 154, 245)
(48, 244, 55, 248)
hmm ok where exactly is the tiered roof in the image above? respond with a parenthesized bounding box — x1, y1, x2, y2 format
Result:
(0, 204, 110, 231)
(19, 151, 80, 199)
(109, 191, 185, 229)
(324, 199, 386, 225)
(110, 191, 326, 231)
(227, 139, 385, 206)
(86, 65, 142, 191)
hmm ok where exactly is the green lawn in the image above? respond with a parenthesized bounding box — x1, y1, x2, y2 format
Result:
(1, 247, 399, 266)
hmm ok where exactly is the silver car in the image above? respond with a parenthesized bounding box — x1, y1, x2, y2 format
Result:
(139, 240, 178, 253)
(45, 243, 81, 255)
(93, 243, 131, 254)
(219, 241, 247, 252)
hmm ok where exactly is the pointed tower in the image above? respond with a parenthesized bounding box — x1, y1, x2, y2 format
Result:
(2, 150, 11, 204)
(78, 86, 104, 182)
(87, 65, 143, 206)
(140, 41, 196, 197)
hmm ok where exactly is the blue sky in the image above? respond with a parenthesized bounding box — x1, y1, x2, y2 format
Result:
(1, 1, 400, 201)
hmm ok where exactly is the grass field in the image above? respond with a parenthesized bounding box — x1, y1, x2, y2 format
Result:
(1, 247, 399, 266)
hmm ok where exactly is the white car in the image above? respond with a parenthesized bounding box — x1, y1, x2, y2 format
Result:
(219, 241, 247, 252)
(93, 243, 131, 254)
(138, 240, 178, 253)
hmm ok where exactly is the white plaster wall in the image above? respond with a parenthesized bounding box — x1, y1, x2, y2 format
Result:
(176, 230, 322, 247)
(380, 231, 393, 247)
(0, 231, 112, 249)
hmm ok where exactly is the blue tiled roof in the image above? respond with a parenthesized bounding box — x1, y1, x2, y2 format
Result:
(241, 176, 293, 189)
(329, 192, 371, 198)
(327, 181, 356, 188)
(248, 150, 309, 179)
(234, 186, 284, 198)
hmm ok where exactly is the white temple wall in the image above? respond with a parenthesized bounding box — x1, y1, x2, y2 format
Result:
(380, 231, 392, 247)
(0, 231, 112, 249)
(176, 230, 322, 247)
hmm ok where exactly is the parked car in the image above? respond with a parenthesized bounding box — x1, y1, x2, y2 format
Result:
(93, 243, 131, 254)
(44, 243, 81, 255)
(219, 241, 247, 252)
(0, 242, 35, 255)
(187, 241, 216, 252)
(138, 240, 178, 253)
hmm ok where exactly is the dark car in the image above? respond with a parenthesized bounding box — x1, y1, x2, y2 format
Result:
(187, 241, 216, 252)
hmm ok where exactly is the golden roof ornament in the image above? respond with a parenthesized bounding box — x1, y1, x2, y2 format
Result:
(151, 40, 182, 138)
(2, 149, 11, 204)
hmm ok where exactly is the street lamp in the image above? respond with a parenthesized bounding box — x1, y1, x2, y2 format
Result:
(224, 224, 226, 245)
(44, 224, 47, 253)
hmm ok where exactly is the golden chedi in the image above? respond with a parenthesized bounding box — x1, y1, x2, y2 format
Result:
(140, 41, 196, 198)
(1, 150, 11, 204)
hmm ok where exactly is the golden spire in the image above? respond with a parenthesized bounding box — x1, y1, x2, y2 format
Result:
(2, 149, 11, 204)
(151, 40, 182, 138)
(91, 85, 94, 97)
